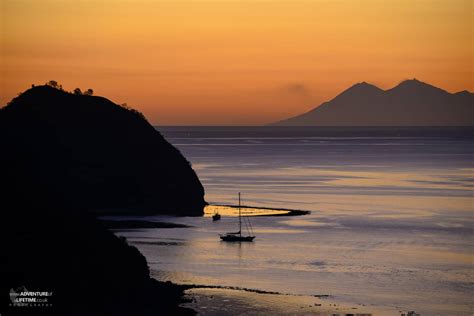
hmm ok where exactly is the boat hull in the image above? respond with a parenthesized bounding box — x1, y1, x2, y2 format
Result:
(220, 234, 255, 242)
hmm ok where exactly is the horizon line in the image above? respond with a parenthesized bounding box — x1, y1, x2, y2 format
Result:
(155, 125, 474, 128)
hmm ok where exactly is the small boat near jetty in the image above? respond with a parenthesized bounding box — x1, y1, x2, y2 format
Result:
(219, 193, 255, 242)
(212, 212, 221, 221)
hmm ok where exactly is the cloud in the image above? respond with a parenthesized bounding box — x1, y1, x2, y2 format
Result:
(280, 82, 311, 98)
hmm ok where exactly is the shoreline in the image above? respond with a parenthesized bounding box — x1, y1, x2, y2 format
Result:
(211, 204, 311, 216)
(171, 283, 330, 298)
(145, 279, 405, 315)
(180, 287, 402, 316)
(100, 204, 310, 229)
(100, 219, 193, 229)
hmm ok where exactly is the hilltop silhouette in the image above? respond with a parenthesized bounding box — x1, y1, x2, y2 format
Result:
(0, 85, 205, 215)
(0, 84, 203, 315)
(273, 79, 473, 126)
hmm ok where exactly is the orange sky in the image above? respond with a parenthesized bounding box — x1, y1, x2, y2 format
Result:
(1, 0, 472, 125)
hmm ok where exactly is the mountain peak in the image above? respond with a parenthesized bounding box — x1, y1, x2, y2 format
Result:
(455, 90, 471, 96)
(402, 78, 421, 84)
(349, 81, 381, 90)
(398, 78, 425, 86)
(389, 78, 446, 94)
(333, 81, 383, 100)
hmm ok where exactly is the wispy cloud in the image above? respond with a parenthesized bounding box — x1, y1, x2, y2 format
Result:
(279, 82, 311, 98)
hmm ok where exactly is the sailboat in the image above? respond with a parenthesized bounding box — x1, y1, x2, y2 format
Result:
(219, 193, 255, 242)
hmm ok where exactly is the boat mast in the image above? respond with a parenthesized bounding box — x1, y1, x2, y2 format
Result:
(239, 192, 241, 237)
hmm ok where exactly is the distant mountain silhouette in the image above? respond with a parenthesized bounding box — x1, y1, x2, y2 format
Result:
(273, 79, 473, 126)
(0, 85, 205, 215)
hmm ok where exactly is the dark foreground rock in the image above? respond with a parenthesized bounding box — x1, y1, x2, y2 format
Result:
(0, 209, 194, 316)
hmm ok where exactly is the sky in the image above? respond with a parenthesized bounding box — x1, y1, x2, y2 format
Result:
(1, 0, 472, 125)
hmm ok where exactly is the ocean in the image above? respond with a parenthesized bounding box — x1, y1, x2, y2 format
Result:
(115, 127, 473, 315)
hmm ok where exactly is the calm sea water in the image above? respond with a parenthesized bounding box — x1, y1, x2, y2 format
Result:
(116, 127, 474, 315)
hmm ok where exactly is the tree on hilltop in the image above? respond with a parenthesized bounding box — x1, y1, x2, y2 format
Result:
(46, 80, 58, 88)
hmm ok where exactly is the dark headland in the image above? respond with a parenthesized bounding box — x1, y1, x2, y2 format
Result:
(0, 84, 205, 215)
(0, 84, 206, 315)
(273, 79, 473, 126)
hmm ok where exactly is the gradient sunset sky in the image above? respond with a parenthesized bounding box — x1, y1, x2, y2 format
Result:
(1, 0, 472, 125)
